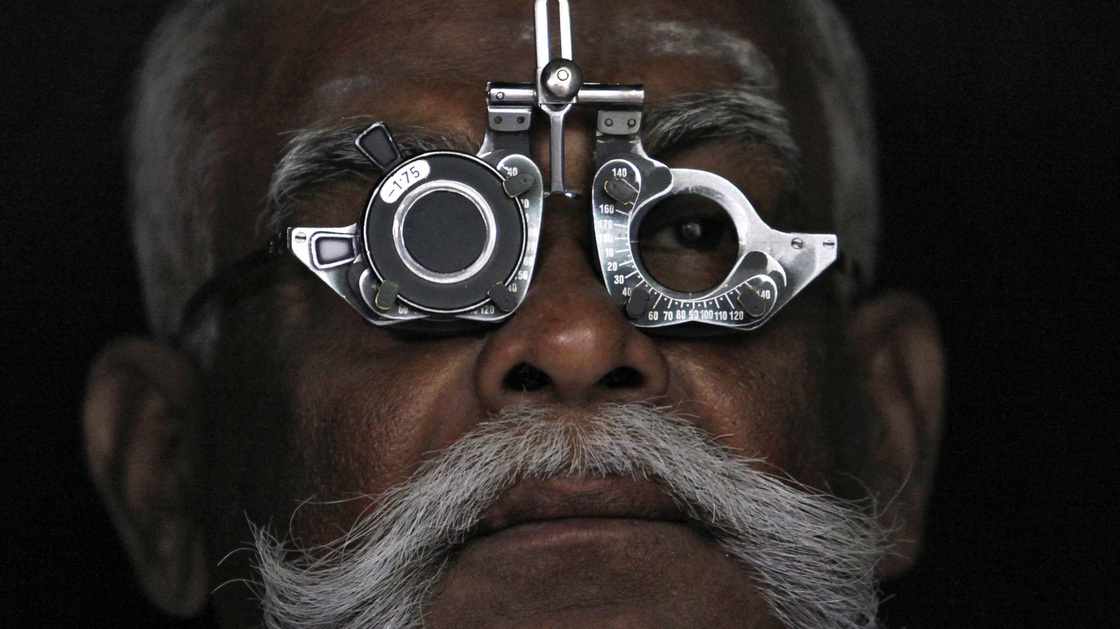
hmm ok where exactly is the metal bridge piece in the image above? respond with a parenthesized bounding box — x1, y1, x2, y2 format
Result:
(481, 86, 533, 158)
(543, 104, 576, 196)
(534, 0, 572, 76)
(534, 0, 581, 196)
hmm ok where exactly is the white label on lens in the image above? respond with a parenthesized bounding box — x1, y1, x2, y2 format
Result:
(381, 160, 431, 204)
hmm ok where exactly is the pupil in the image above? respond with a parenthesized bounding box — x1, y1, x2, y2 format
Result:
(634, 193, 738, 294)
(676, 219, 720, 251)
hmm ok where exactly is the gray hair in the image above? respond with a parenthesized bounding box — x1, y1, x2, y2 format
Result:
(789, 0, 880, 287)
(128, 0, 878, 339)
(252, 403, 884, 628)
(129, 0, 226, 340)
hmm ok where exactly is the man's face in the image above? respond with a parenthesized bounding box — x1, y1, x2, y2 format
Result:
(91, 0, 944, 626)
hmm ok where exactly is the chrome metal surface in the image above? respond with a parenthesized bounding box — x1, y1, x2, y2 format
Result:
(281, 0, 838, 333)
(591, 153, 838, 331)
(391, 180, 498, 285)
(534, 0, 573, 101)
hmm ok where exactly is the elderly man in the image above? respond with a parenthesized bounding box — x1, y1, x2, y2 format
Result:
(83, 0, 943, 626)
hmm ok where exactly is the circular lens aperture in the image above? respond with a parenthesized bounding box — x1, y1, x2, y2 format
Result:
(636, 194, 739, 294)
(402, 190, 488, 274)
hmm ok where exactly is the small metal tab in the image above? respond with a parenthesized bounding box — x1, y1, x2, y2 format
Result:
(311, 235, 356, 268)
(355, 123, 402, 171)
(503, 172, 536, 197)
(604, 177, 639, 205)
(626, 286, 652, 319)
(535, 0, 580, 196)
(597, 110, 642, 135)
(487, 283, 518, 312)
(374, 281, 400, 311)
(737, 275, 779, 318)
(488, 105, 532, 132)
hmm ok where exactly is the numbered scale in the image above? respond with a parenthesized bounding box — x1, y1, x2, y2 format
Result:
(590, 151, 838, 332)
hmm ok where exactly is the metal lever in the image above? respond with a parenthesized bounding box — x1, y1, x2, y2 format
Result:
(534, 0, 581, 197)
(534, 0, 572, 74)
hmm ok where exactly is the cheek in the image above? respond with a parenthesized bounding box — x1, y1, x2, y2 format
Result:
(284, 334, 485, 544)
(289, 335, 477, 471)
(209, 276, 486, 547)
(662, 318, 833, 486)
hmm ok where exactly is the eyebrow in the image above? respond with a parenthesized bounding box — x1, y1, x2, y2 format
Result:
(642, 85, 801, 181)
(262, 122, 475, 232)
(262, 84, 799, 231)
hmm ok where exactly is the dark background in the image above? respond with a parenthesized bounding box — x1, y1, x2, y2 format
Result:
(4, 1, 1115, 626)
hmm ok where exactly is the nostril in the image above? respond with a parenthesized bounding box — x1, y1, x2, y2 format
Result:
(597, 366, 644, 389)
(503, 363, 552, 392)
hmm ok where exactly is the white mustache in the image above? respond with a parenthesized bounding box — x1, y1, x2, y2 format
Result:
(252, 403, 884, 629)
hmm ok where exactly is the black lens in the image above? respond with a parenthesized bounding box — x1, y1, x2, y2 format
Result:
(636, 194, 738, 294)
(402, 190, 488, 274)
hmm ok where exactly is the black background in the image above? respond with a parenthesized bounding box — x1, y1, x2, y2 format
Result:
(4, 1, 1116, 626)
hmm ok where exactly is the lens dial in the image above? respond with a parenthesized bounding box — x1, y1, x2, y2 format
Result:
(287, 151, 542, 327)
(361, 152, 534, 315)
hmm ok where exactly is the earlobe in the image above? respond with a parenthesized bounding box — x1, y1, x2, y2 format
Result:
(846, 292, 945, 579)
(83, 338, 209, 616)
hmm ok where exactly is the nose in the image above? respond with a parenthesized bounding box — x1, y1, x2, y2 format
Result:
(474, 203, 670, 409)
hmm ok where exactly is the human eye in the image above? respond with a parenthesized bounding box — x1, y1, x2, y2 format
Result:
(635, 194, 739, 294)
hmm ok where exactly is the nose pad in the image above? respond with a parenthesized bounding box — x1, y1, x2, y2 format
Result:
(474, 230, 670, 410)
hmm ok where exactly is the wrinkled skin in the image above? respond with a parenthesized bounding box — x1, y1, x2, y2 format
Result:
(83, 1, 944, 627)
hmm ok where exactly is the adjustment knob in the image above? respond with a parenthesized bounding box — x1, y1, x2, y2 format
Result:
(355, 123, 402, 170)
(541, 58, 583, 100)
(737, 274, 780, 318)
(604, 177, 639, 205)
(503, 172, 536, 197)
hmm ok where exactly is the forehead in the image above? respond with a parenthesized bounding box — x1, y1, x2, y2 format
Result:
(205, 0, 829, 255)
(225, 0, 806, 115)
(325, 7, 767, 78)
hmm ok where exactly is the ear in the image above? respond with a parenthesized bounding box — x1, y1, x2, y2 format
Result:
(83, 338, 209, 616)
(846, 292, 945, 579)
